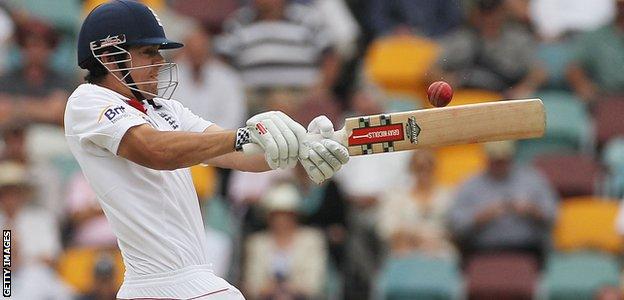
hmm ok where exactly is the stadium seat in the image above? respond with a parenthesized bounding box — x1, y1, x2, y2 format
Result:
(190, 164, 217, 200)
(377, 254, 463, 299)
(553, 197, 622, 253)
(202, 195, 235, 237)
(541, 251, 621, 300)
(446, 89, 502, 106)
(533, 154, 603, 198)
(365, 35, 441, 101)
(84, 0, 166, 15)
(602, 138, 624, 197)
(465, 252, 539, 299)
(15, 0, 81, 33)
(57, 247, 125, 293)
(593, 98, 624, 149)
(516, 90, 591, 163)
(434, 143, 486, 187)
(537, 41, 574, 89)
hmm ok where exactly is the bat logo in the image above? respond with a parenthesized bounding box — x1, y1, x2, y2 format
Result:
(406, 116, 421, 144)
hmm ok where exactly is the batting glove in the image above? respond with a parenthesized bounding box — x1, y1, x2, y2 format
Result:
(243, 111, 308, 170)
(299, 116, 349, 184)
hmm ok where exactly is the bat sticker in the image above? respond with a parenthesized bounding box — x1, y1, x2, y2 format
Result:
(406, 116, 421, 144)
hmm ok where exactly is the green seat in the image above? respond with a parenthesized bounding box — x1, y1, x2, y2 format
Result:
(602, 138, 624, 197)
(537, 41, 574, 89)
(377, 254, 462, 300)
(201, 195, 235, 237)
(8, 0, 81, 34)
(516, 90, 590, 163)
(541, 251, 620, 300)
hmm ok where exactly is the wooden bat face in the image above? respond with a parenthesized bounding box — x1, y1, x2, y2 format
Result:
(340, 99, 546, 156)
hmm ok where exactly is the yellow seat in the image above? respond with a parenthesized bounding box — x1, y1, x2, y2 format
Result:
(190, 164, 217, 200)
(434, 143, 486, 187)
(57, 247, 125, 293)
(364, 35, 441, 101)
(554, 197, 623, 254)
(447, 89, 503, 106)
(83, 0, 165, 15)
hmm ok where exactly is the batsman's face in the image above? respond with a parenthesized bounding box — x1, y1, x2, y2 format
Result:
(128, 45, 165, 96)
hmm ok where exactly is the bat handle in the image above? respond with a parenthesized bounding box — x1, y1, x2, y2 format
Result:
(242, 133, 326, 155)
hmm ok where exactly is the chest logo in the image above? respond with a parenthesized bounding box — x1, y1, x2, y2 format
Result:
(158, 112, 179, 130)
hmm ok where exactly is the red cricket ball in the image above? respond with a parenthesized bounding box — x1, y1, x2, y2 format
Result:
(427, 81, 453, 107)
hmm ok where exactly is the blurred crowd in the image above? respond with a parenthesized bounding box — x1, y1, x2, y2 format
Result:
(0, 0, 623, 299)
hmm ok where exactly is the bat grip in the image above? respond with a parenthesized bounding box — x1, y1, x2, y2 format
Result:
(242, 133, 325, 155)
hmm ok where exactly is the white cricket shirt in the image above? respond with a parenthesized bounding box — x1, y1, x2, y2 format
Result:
(64, 84, 235, 299)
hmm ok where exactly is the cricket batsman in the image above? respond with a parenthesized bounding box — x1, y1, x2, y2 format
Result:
(64, 1, 349, 298)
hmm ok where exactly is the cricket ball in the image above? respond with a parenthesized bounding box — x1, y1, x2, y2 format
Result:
(427, 81, 453, 107)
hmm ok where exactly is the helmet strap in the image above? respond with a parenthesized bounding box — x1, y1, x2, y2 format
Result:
(116, 61, 162, 109)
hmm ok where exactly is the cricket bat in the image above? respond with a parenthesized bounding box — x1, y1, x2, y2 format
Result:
(244, 99, 545, 156)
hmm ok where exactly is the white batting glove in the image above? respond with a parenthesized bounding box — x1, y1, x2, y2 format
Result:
(245, 111, 308, 169)
(299, 116, 350, 184)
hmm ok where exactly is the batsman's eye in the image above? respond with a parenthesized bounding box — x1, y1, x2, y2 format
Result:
(143, 48, 160, 57)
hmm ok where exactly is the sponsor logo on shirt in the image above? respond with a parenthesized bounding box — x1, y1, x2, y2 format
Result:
(98, 105, 130, 124)
(157, 112, 179, 130)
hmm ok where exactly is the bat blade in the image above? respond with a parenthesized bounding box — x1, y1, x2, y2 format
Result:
(340, 99, 545, 156)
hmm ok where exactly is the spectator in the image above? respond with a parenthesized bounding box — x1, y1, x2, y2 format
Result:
(77, 253, 119, 300)
(0, 123, 64, 221)
(0, 161, 61, 267)
(66, 172, 117, 248)
(0, 18, 72, 126)
(12, 235, 74, 299)
(429, 0, 547, 98)
(333, 82, 412, 299)
(294, 0, 360, 59)
(617, 199, 624, 242)
(293, 162, 348, 270)
(377, 149, 456, 259)
(528, 0, 615, 40)
(243, 183, 327, 299)
(367, 0, 463, 38)
(566, 0, 624, 102)
(449, 141, 558, 267)
(215, 0, 340, 115)
(175, 25, 246, 130)
(0, 4, 14, 75)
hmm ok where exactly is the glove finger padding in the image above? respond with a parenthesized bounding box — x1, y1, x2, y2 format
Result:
(247, 111, 306, 169)
(261, 119, 289, 164)
(300, 139, 350, 184)
(267, 113, 300, 168)
(307, 115, 335, 138)
(308, 148, 335, 177)
(274, 111, 309, 159)
(310, 141, 342, 172)
(321, 139, 349, 164)
(299, 158, 325, 184)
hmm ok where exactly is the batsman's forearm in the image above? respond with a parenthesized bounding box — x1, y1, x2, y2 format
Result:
(205, 151, 271, 172)
(119, 125, 238, 170)
(152, 131, 237, 170)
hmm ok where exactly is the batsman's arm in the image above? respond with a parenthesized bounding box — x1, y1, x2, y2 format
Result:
(117, 123, 271, 172)
(117, 124, 238, 170)
(203, 125, 271, 172)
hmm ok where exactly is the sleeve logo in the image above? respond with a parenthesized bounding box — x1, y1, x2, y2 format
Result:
(98, 105, 129, 123)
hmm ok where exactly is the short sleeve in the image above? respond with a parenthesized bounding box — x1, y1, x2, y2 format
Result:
(65, 93, 147, 155)
(169, 100, 214, 133)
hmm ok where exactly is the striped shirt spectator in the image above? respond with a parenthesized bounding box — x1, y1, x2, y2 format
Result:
(215, 2, 333, 89)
